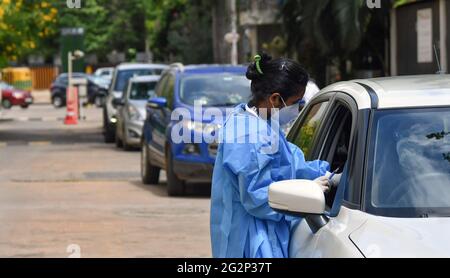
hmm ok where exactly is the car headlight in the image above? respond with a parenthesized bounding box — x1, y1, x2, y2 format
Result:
(182, 121, 222, 135)
(128, 105, 142, 121)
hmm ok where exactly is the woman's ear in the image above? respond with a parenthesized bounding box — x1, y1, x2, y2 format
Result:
(268, 92, 283, 108)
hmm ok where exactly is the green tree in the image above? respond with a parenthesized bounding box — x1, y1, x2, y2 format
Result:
(144, 0, 213, 63)
(0, 0, 58, 67)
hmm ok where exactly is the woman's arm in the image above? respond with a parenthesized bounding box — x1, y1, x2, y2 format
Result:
(287, 142, 330, 180)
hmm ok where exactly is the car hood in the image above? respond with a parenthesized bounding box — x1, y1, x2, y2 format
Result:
(350, 216, 450, 257)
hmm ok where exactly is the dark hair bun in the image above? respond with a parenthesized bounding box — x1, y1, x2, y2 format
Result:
(246, 53, 272, 81)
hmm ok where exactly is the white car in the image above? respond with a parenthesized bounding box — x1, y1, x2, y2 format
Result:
(269, 75, 450, 258)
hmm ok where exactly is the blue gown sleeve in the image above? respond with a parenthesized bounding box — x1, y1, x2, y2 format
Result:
(222, 141, 284, 222)
(287, 142, 330, 180)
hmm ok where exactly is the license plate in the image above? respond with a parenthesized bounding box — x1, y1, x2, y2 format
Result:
(25, 98, 33, 103)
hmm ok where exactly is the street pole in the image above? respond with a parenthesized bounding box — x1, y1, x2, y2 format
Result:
(68, 51, 72, 98)
(230, 0, 238, 65)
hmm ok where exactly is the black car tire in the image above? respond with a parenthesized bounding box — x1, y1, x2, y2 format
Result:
(2, 99, 12, 109)
(166, 147, 186, 196)
(94, 95, 104, 108)
(141, 143, 160, 185)
(52, 95, 64, 108)
(115, 130, 123, 148)
(20, 104, 29, 109)
(103, 108, 115, 143)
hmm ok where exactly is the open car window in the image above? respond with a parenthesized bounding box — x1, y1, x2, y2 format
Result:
(319, 104, 353, 209)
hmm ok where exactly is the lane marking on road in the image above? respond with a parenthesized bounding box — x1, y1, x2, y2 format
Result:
(28, 141, 51, 146)
(0, 142, 7, 148)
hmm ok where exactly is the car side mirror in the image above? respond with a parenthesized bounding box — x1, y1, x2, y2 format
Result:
(269, 179, 329, 233)
(147, 97, 167, 109)
(112, 98, 125, 107)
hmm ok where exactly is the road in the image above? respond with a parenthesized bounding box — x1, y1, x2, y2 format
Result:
(0, 103, 211, 258)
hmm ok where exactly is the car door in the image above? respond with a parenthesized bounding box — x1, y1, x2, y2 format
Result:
(288, 92, 369, 258)
(147, 73, 174, 163)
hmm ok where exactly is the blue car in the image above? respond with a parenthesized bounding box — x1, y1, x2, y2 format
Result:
(141, 64, 251, 196)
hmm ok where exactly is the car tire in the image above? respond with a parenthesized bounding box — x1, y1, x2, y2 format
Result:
(1, 99, 12, 109)
(103, 108, 115, 143)
(20, 104, 29, 109)
(52, 95, 64, 108)
(94, 95, 104, 108)
(115, 131, 123, 148)
(166, 147, 185, 196)
(141, 143, 160, 185)
(122, 126, 134, 151)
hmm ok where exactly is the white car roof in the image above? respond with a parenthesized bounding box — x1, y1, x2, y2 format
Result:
(115, 63, 168, 71)
(321, 74, 450, 109)
(129, 75, 160, 83)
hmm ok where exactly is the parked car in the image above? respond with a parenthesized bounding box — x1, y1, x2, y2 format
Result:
(50, 73, 108, 108)
(103, 63, 168, 143)
(268, 75, 450, 258)
(114, 75, 160, 150)
(1, 81, 33, 109)
(94, 67, 114, 81)
(141, 64, 251, 196)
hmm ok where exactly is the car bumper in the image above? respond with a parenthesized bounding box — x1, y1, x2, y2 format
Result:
(124, 120, 144, 147)
(172, 160, 214, 182)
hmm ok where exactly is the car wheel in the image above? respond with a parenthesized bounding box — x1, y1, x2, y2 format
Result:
(94, 96, 104, 108)
(141, 143, 160, 185)
(122, 126, 134, 151)
(1, 99, 12, 109)
(115, 129, 123, 148)
(52, 96, 64, 108)
(103, 109, 115, 143)
(166, 147, 185, 196)
(20, 104, 29, 109)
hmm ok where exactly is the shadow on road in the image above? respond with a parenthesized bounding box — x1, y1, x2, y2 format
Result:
(0, 127, 103, 145)
(129, 180, 211, 198)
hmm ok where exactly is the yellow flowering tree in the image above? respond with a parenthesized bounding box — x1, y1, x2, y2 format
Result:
(0, 0, 58, 67)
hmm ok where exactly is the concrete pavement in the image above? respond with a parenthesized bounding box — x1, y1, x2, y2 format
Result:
(0, 104, 212, 257)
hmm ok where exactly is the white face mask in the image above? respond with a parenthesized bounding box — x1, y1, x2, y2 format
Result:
(272, 96, 300, 126)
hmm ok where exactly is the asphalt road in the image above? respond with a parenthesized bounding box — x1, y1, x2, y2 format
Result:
(0, 103, 211, 258)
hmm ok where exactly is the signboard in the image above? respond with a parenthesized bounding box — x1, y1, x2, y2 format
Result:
(417, 8, 433, 63)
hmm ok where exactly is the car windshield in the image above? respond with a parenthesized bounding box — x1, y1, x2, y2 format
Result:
(179, 73, 251, 106)
(129, 81, 157, 100)
(366, 107, 450, 217)
(114, 69, 160, 92)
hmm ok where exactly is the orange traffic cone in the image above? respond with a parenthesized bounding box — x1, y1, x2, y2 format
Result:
(64, 87, 78, 125)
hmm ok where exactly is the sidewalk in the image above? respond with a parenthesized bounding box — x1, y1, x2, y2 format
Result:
(32, 90, 51, 105)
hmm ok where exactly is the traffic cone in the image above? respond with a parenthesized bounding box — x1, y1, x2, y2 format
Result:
(64, 87, 78, 125)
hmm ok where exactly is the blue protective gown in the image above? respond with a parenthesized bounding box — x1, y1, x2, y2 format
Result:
(210, 104, 329, 258)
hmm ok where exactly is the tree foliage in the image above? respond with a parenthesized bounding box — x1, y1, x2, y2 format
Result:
(0, 0, 58, 67)
(144, 0, 213, 63)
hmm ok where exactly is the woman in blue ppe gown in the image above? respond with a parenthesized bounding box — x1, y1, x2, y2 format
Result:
(210, 54, 331, 258)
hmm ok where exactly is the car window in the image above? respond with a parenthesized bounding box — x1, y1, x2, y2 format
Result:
(129, 81, 158, 100)
(179, 74, 251, 106)
(291, 101, 329, 159)
(366, 107, 450, 217)
(162, 74, 175, 109)
(319, 104, 353, 209)
(114, 69, 157, 92)
(155, 74, 169, 97)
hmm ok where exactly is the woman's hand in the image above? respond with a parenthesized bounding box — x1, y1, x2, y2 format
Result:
(314, 176, 331, 193)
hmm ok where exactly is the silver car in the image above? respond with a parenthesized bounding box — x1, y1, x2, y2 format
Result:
(114, 75, 160, 150)
(103, 63, 168, 143)
(269, 75, 450, 257)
